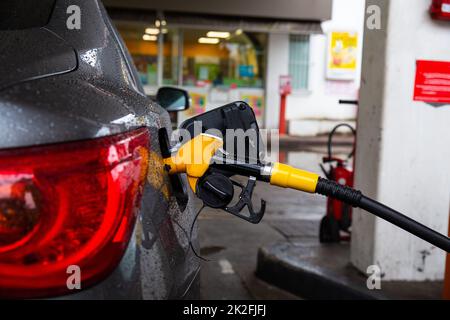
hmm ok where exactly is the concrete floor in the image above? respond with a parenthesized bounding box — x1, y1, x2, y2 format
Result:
(197, 143, 347, 299)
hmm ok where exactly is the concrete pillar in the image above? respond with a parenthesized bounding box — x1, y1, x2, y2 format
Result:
(351, 0, 450, 280)
(265, 33, 289, 129)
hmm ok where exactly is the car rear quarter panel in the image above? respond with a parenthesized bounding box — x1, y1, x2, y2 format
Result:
(0, 0, 199, 299)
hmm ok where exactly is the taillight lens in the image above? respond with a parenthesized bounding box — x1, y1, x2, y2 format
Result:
(0, 128, 149, 298)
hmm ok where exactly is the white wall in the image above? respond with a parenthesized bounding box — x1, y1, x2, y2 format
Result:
(264, 0, 366, 135)
(351, 0, 450, 281)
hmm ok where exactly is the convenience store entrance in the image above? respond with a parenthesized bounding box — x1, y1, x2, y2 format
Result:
(115, 21, 267, 125)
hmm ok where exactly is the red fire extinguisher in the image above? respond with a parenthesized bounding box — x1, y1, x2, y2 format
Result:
(319, 123, 356, 243)
(430, 0, 450, 20)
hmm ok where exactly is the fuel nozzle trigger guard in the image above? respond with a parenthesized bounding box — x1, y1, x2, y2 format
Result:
(225, 177, 266, 224)
(197, 173, 266, 224)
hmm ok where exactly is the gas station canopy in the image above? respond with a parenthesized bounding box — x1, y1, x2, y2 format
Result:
(104, 0, 331, 34)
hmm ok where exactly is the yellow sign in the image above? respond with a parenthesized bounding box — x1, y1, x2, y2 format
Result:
(327, 31, 358, 80)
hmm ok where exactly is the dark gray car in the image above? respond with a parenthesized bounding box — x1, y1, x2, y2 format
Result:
(0, 0, 199, 299)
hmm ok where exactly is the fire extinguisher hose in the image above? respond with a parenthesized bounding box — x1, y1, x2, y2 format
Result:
(315, 177, 450, 252)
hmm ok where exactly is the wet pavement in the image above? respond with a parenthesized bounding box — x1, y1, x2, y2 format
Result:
(196, 139, 443, 300)
(197, 142, 349, 299)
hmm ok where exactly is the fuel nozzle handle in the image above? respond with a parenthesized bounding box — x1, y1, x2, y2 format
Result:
(268, 162, 450, 252)
(161, 132, 450, 252)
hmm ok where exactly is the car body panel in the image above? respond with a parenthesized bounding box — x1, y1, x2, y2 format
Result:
(0, 0, 199, 299)
(0, 28, 77, 91)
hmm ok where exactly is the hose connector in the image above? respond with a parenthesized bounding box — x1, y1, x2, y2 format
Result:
(315, 177, 362, 207)
(269, 162, 319, 193)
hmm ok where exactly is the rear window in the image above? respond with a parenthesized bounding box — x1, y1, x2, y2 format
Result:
(0, 0, 56, 30)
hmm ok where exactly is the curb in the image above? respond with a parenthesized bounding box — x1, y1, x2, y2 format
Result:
(255, 242, 444, 300)
(255, 243, 376, 300)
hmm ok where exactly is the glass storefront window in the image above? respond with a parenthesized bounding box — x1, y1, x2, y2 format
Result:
(114, 21, 267, 125)
(182, 29, 266, 89)
(115, 21, 159, 86)
(162, 28, 182, 86)
(115, 21, 266, 89)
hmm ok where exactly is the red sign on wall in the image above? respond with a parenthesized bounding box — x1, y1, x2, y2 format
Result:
(413, 60, 450, 104)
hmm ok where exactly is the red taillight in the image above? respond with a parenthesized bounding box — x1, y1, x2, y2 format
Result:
(0, 128, 150, 298)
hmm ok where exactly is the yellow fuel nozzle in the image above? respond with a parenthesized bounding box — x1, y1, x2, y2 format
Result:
(163, 133, 223, 191)
(162, 134, 320, 194)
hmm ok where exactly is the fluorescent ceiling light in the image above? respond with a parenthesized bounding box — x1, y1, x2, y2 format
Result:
(143, 34, 157, 41)
(145, 28, 160, 35)
(198, 37, 220, 44)
(206, 31, 230, 38)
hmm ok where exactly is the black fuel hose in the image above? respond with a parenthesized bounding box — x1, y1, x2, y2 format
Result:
(315, 177, 450, 252)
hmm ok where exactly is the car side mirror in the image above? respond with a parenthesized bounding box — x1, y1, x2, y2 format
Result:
(156, 87, 190, 112)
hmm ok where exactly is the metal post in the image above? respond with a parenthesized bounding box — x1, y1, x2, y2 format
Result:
(279, 94, 287, 135)
(157, 27, 164, 87)
(177, 29, 184, 86)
